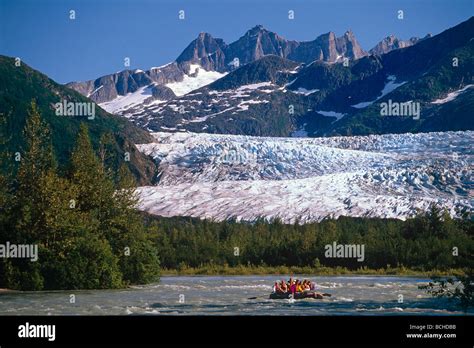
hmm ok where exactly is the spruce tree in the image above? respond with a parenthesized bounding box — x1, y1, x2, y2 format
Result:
(15, 101, 56, 243)
(70, 123, 115, 221)
(0, 111, 12, 287)
(7, 101, 58, 289)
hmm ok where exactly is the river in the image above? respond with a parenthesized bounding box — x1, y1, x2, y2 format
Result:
(0, 275, 470, 315)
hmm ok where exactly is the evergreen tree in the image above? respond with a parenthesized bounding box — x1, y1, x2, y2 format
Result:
(70, 123, 115, 221)
(14, 101, 56, 243)
(7, 101, 57, 289)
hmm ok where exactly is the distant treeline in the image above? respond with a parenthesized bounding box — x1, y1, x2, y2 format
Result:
(0, 102, 160, 291)
(144, 209, 473, 272)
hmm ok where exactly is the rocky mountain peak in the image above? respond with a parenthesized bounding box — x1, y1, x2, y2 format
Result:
(344, 29, 355, 38)
(176, 31, 227, 71)
(248, 24, 266, 34)
(197, 32, 212, 39)
(369, 34, 429, 55)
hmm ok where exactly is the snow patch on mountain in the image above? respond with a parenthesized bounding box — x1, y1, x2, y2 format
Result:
(150, 62, 173, 70)
(88, 85, 103, 98)
(165, 64, 227, 96)
(431, 84, 474, 104)
(290, 87, 319, 95)
(351, 75, 406, 108)
(99, 85, 154, 114)
(317, 110, 346, 121)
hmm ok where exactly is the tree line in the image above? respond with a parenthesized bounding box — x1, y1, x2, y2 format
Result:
(145, 208, 473, 272)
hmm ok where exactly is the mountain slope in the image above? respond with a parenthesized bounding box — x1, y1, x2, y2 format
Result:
(0, 55, 157, 184)
(325, 21, 474, 136)
(117, 55, 312, 136)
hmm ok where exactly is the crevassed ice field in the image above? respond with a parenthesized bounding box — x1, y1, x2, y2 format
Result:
(135, 130, 473, 223)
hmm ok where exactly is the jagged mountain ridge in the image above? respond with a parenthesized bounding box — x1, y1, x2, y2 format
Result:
(68, 25, 368, 105)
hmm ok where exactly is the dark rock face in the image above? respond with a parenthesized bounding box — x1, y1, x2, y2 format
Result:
(147, 62, 184, 84)
(291, 32, 338, 63)
(288, 30, 367, 63)
(176, 32, 227, 72)
(336, 30, 367, 60)
(225, 26, 367, 66)
(224, 25, 299, 66)
(151, 85, 176, 100)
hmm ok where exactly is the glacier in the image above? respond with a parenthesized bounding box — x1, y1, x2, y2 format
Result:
(135, 131, 473, 223)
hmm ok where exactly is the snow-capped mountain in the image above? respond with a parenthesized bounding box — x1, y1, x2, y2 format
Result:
(68, 25, 367, 108)
(135, 130, 473, 223)
(116, 55, 305, 135)
(68, 17, 474, 138)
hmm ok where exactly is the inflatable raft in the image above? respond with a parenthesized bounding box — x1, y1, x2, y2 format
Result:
(269, 291, 324, 300)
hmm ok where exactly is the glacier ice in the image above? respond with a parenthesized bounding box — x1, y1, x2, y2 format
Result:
(135, 131, 473, 223)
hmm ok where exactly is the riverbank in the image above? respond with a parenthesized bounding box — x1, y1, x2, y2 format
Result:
(160, 264, 467, 277)
(0, 288, 17, 293)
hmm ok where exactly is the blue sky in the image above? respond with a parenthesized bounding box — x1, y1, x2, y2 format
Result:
(1, 0, 472, 83)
